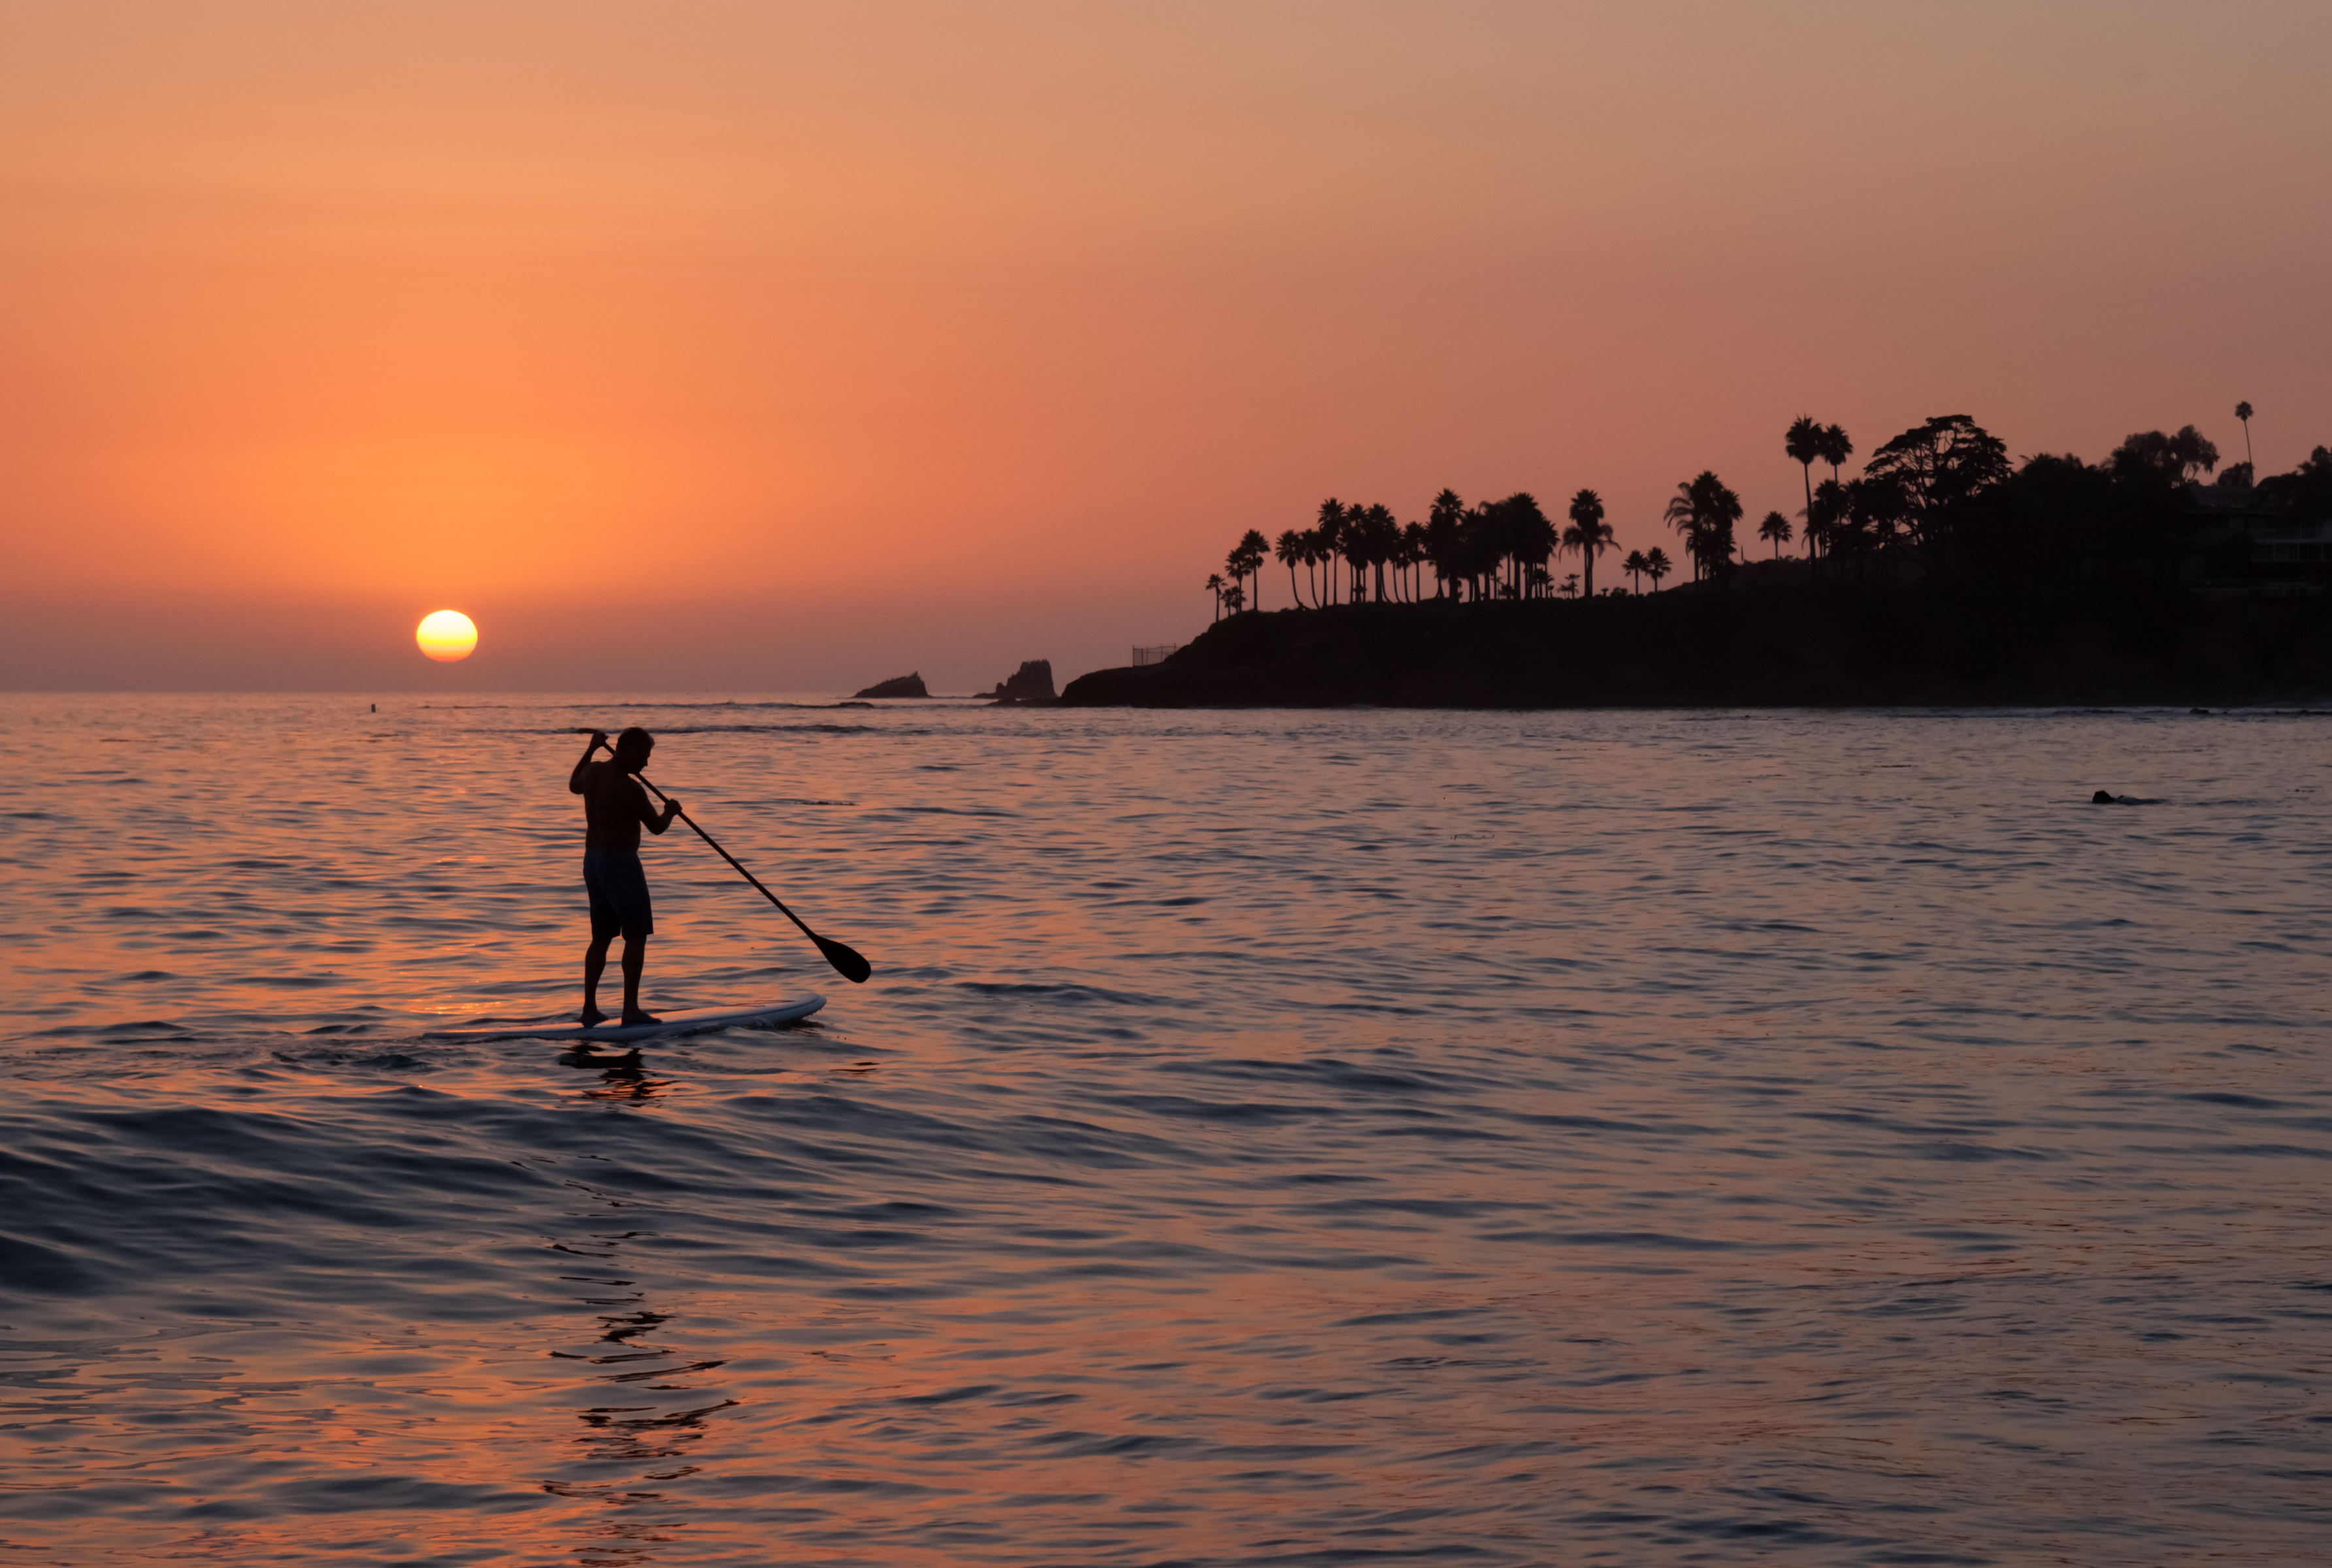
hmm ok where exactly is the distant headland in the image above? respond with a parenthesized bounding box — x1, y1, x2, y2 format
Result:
(1068, 410, 2332, 708)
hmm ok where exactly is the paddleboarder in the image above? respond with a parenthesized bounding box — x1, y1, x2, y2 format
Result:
(571, 727, 682, 1027)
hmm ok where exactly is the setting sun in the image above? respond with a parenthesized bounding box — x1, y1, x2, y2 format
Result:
(415, 610, 478, 662)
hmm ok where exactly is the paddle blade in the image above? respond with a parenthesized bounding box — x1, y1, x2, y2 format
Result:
(815, 934, 873, 984)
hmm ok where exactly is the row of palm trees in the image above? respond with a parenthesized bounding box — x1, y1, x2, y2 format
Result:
(1209, 416, 1869, 615)
(1210, 400, 2290, 615)
(1209, 490, 1656, 617)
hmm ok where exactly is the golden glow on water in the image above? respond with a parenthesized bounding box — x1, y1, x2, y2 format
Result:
(414, 609, 478, 661)
(3, 694, 2329, 1562)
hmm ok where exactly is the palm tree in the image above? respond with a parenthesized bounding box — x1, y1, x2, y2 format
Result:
(1508, 495, 1555, 599)
(1205, 572, 1225, 623)
(1663, 471, 1743, 581)
(1643, 546, 1671, 591)
(1461, 501, 1500, 602)
(1622, 547, 1649, 593)
(1784, 417, 1822, 555)
(1805, 478, 1847, 555)
(2237, 400, 2254, 470)
(1700, 475, 1745, 578)
(1357, 504, 1400, 602)
(1229, 529, 1270, 611)
(1758, 510, 1792, 558)
(1314, 500, 1346, 605)
(1563, 487, 1612, 598)
(1223, 582, 1245, 615)
(1275, 529, 1308, 608)
(1340, 506, 1369, 602)
(1818, 424, 1853, 487)
(1662, 482, 1704, 579)
(1427, 489, 1465, 601)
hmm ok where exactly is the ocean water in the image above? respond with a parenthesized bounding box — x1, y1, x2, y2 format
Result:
(2, 693, 2329, 1567)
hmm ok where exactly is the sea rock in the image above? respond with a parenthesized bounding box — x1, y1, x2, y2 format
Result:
(852, 672, 928, 699)
(985, 659, 1056, 704)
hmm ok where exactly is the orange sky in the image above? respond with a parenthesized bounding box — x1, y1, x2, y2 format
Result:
(5, 1, 2328, 691)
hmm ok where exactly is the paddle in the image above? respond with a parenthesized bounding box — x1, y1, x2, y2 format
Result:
(575, 731, 872, 984)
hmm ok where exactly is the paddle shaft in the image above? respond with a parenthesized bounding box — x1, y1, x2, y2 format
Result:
(630, 772, 821, 944)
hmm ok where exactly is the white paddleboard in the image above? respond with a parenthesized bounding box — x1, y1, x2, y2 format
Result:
(422, 994, 827, 1043)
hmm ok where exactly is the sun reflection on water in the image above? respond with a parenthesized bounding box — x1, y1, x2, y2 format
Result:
(3, 695, 2331, 1563)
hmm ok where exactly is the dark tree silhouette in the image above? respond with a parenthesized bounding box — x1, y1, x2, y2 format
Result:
(2237, 400, 2254, 471)
(1862, 415, 2011, 546)
(1356, 504, 1401, 602)
(1818, 423, 1853, 489)
(1564, 488, 1612, 597)
(1229, 529, 1270, 611)
(1337, 507, 1363, 602)
(1458, 501, 1500, 600)
(2109, 427, 2219, 488)
(1758, 510, 1793, 557)
(1400, 522, 1428, 602)
(1275, 529, 1307, 608)
(1805, 478, 1847, 558)
(1202, 399, 2303, 629)
(1479, 493, 1554, 598)
(2254, 445, 2332, 515)
(1426, 490, 1465, 600)
(1314, 500, 1347, 606)
(1834, 475, 1900, 557)
(1663, 471, 1744, 581)
(1785, 417, 1824, 556)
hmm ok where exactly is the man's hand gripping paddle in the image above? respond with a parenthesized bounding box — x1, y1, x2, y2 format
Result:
(576, 730, 872, 984)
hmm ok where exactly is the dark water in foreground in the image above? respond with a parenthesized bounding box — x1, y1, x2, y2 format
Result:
(3, 694, 2329, 1566)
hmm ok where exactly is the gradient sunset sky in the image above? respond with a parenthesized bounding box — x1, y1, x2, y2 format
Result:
(5, 1, 2327, 692)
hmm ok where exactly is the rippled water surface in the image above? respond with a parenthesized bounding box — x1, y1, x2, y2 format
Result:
(3, 693, 2330, 1565)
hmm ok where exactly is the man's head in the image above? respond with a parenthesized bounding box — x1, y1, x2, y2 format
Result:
(612, 727, 655, 773)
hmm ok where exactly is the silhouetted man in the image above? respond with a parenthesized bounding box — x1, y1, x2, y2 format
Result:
(570, 727, 682, 1026)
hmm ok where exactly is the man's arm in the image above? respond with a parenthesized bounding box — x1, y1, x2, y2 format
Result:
(636, 782, 683, 834)
(569, 731, 607, 794)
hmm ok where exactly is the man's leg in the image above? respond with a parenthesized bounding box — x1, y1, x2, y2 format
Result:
(620, 934, 654, 1023)
(582, 935, 611, 1025)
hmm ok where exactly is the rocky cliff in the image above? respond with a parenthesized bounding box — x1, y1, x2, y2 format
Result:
(1061, 585, 2332, 708)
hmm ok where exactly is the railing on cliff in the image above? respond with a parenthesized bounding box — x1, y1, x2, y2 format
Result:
(1132, 644, 1181, 667)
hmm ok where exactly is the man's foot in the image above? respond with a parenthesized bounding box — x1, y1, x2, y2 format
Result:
(579, 1005, 610, 1028)
(621, 1011, 661, 1027)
